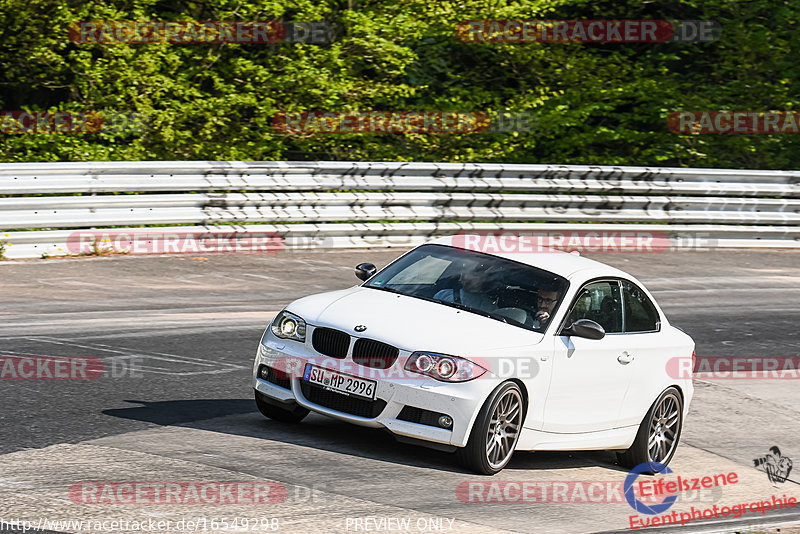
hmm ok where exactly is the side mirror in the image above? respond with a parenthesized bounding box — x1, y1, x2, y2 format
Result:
(561, 319, 606, 340)
(355, 262, 377, 281)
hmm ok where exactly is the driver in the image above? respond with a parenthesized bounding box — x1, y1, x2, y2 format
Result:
(533, 283, 560, 329)
(434, 258, 497, 313)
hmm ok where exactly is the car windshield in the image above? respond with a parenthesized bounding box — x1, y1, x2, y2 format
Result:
(364, 244, 569, 332)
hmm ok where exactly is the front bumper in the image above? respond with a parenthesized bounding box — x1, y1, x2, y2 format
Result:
(252, 331, 500, 448)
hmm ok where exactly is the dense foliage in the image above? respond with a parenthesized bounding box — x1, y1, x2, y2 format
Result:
(0, 0, 797, 167)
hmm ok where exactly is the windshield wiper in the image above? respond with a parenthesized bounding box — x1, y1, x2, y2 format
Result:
(434, 300, 527, 326)
(366, 285, 406, 296)
(485, 311, 514, 325)
(434, 300, 503, 320)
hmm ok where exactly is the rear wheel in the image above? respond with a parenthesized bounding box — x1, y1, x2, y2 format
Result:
(457, 382, 524, 475)
(617, 387, 683, 471)
(254, 390, 309, 423)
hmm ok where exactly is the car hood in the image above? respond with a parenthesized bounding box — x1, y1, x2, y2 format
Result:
(287, 286, 543, 356)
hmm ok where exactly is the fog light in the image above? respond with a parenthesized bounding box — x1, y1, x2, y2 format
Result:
(438, 415, 453, 429)
(259, 366, 269, 379)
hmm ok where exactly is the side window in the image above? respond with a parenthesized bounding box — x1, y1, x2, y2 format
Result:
(622, 281, 660, 332)
(566, 281, 622, 334)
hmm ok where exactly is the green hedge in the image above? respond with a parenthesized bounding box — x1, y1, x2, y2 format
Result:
(0, 0, 797, 168)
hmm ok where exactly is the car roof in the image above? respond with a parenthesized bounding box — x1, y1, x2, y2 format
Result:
(426, 234, 633, 282)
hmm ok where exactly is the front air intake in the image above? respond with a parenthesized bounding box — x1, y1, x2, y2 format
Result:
(352, 338, 399, 369)
(312, 327, 350, 358)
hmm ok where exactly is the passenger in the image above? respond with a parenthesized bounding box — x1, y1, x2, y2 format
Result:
(434, 259, 498, 313)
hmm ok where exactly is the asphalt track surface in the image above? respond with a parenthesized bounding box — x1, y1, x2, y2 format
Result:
(1, 248, 800, 534)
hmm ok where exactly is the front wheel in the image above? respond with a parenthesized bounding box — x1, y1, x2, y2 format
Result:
(255, 391, 309, 423)
(617, 387, 683, 471)
(457, 382, 524, 475)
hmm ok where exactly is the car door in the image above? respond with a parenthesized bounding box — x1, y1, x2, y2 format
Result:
(616, 279, 671, 427)
(542, 280, 637, 433)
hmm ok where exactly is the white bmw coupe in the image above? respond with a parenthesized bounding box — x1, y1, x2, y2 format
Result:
(252, 236, 694, 474)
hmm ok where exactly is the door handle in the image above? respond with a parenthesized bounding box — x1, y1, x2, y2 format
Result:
(618, 351, 634, 364)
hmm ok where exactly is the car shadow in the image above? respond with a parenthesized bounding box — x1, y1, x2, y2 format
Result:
(103, 399, 256, 426)
(103, 398, 629, 475)
(508, 450, 629, 473)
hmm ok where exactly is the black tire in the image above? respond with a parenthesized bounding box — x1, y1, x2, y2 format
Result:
(617, 387, 683, 471)
(254, 390, 309, 423)
(457, 382, 524, 475)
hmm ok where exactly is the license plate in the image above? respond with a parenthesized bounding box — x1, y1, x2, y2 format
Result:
(303, 364, 376, 400)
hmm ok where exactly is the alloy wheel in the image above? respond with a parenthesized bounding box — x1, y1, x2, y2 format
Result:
(485, 388, 523, 469)
(648, 392, 680, 463)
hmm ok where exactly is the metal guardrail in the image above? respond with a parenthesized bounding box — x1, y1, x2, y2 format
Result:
(0, 161, 798, 259)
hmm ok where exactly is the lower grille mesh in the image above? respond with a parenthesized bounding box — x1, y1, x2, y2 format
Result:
(397, 405, 450, 428)
(258, 365, 291, 389)
(300, 381, 386, 418)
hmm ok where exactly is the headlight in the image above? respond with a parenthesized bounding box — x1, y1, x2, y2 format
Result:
(405, 352, 487, 382)
(271, 310, 306, 342)
(436, 358, 457, 379)
(414, 354, 435, 373)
